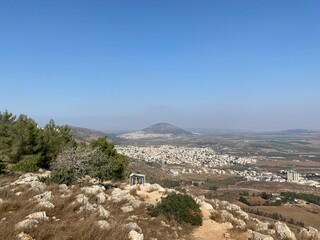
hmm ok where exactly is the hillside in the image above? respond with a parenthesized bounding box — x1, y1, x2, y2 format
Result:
(118, 123, 193, 140)
(1, 171, 318, 240)
(69, 126, 108, 141)
(142, 123, 193, 135)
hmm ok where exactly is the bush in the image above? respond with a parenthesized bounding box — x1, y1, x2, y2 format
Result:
(148, 192, 202, 226)
(39, 170, 76, 185)
(52, 144, 128, 181)
(0, 157, 7, 175)
(11, 158, 39, 172)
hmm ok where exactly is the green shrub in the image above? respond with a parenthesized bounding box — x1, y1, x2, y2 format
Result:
(52, 145, 129, 182)
(148, 192, 202, 226)
(0, 157, 7, 175)
(38, 170, 76, 185)
(11, 158, 39, 172)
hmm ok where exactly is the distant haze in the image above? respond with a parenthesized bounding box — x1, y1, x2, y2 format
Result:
(1, 1, 319, 131)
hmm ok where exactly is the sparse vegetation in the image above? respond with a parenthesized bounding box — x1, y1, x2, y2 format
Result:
(204, 176, 244, 189)
(148, 192, 202, 226)
(281, 192, 320, 206)
(242, 207, 305, 227)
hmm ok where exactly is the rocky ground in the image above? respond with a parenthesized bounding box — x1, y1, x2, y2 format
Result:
(1, 171, 320, 240)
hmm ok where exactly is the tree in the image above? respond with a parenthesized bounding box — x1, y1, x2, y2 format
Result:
(51, 143, 129, 183)
(0, 111, 41, 163)
(38, 120, 76, 168)
(89, 137, 117, 156)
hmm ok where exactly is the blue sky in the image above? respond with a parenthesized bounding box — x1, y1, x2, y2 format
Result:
(1, 1, 319, 131)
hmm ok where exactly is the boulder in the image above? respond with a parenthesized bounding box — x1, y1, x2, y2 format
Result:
(97, 220, 110, 229)
(14, 172, 49, 191)
(111, 188, 136, 203)
(81, 185, 106, 195)
(17, 232, 34, 240)
(30, 181, 45, 192)
(220, 210, 246, 229)
(38, 201, 55, 209)
(31, 191, 52, 202)
(121, 205, 134, 213)
(139, 183, 165, 193)
(250, 231, 274, 240)
(300, 226, 320, 240)
(96, 192, 108, 203)
(200, 201, 213, 210)
(128, 230, 144, 240)
(15, 219, 39, 230)
(26, 211, 49, 221)
(254, 219, 270, 232)
(76, 194, 96, 212)
(97, 205, 110, 218)
(58, 184, 69, 192)
(125, 222, 142, 233)
(275, 221, 296, 240)
(0, 198, 3, 204)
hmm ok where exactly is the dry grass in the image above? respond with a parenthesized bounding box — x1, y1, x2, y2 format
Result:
(0, 185, 40, 240)
(0, 175, 199, 240)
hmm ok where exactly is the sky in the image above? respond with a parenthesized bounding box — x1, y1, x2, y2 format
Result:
(0, 1, 319, 131)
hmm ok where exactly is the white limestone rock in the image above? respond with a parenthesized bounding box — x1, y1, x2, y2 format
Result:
(97, 205, 110, 218)
(220, 210, 246, 229)
(26, 211, 49, 221)
(82, 185, 106, 195)
(139, 183, 165, 193)
(58, 184, 69, 192)
(250, 231, 274, 240)
(200, 201, 213, 210)
(30, 181, 46, 192)
(300, 226, 320, 240)
(38, 201, 55, 209)
(96, 192, 108, 203)
(111, 188, 136, 203)
(253, 218, 270, 232)
(125, 222, 142, 233)
(15, 219, 39, 230)
(17, 232, 34, 240)
(121, 205, 134, 213)
(97, 220, 110, 229)
(31, 191, 52, 202)
(275, 221, 296, 240)
(128, 230, 144, 240)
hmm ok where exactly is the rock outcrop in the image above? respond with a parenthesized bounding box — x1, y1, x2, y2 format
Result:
(275, 221, 296, 240)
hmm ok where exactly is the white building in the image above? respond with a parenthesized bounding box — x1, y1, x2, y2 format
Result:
(287, 170, 300, 182)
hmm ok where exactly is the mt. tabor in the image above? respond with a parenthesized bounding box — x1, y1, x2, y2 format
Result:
(142, 123, 192, 135)
(118, 123, 193, 139)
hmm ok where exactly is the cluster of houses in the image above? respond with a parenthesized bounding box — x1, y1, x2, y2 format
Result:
(116, 145, 256, 167)
(116, 145, 320, 188)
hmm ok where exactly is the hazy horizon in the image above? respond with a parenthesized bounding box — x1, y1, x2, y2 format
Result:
(1, 1, 319, 131)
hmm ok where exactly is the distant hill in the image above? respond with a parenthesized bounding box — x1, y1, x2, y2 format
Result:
(69, 126, 108, 141)
(280, 129, 316, 134)
(142, 123, 193, 135)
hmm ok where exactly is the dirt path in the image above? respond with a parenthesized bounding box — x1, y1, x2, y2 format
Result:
(191, 207, 233, 240)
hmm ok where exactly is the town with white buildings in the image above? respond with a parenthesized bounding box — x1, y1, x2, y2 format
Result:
(116, 145, 257, 167)
(116, 145, 320, 188)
